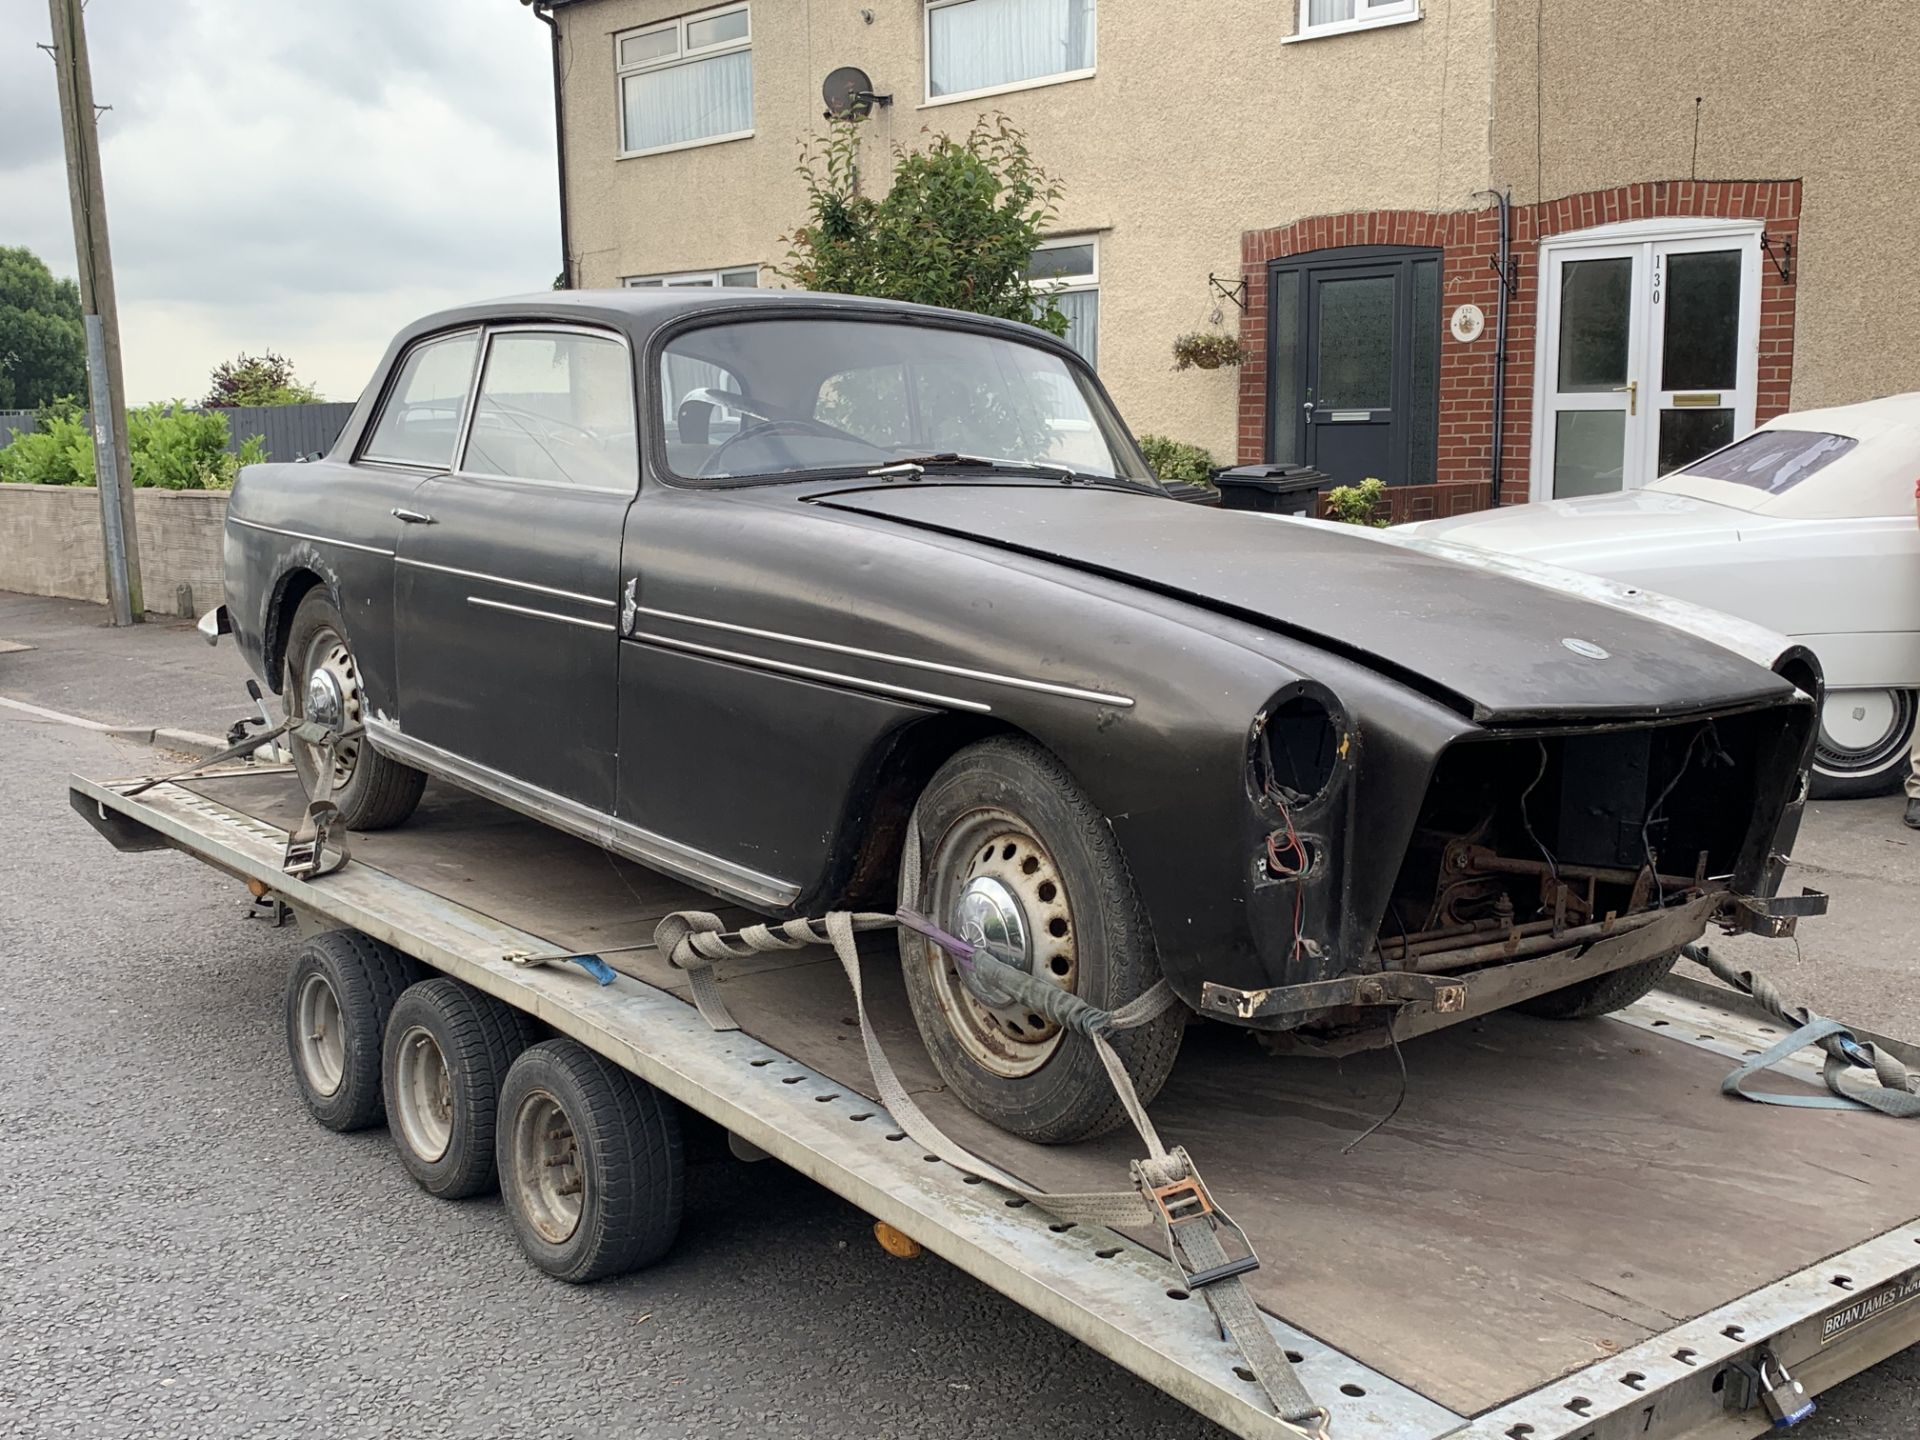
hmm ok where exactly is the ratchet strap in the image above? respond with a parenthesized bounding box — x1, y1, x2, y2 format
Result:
(1682, 946, 1920, 1118)
(656, 822, 1328, 1435)
(123, 714, 354, 880)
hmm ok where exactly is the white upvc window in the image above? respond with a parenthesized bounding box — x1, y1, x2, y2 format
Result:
(622, 265, 759, 288)
(1285, 0, 1419, 42)
(924, 0, 1097, 106)
(615, 4, 753, 157)
(1028, 236, 1099, 367)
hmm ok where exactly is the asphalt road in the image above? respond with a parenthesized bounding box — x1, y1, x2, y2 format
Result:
(1, 591, 1915, 1439)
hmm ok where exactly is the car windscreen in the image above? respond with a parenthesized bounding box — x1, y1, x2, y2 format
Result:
(656, 316, 1154, 486)
(1676, 428, 1858, 495)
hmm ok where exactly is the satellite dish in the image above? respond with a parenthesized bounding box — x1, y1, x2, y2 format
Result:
(822, 66, 890, 120)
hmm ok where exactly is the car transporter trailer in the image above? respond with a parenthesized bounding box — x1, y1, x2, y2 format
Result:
(71, 757, 1920, 1440)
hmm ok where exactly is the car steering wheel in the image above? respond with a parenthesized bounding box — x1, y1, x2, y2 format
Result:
(700, 416, 882, 475)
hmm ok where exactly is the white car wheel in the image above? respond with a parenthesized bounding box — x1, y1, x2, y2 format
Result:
(1811, 687, 1917, 799)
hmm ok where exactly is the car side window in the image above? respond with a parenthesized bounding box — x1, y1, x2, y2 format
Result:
(462, 331, 638, 491)
(361, 331, 480, 469)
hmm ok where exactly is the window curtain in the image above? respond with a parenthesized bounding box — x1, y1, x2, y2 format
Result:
(622, 49, 752, 151)
(1055, 289, 1098, 368)
(1307, 0, 1356, 23)
(929, 0, 1094, 97)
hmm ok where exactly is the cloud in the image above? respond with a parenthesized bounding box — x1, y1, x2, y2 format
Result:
(0, 0, 558, 403)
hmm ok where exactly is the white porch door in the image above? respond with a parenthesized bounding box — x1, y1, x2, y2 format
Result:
(1535, 221, 1761, 500)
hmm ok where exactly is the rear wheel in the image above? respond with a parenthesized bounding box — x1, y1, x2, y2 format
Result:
(284, 930, 423, 1131)
(1810, 686, 1916, 799)
(284, 589, 426, 829)
(496, 1040, 685, 1283)
(1517, 948, 1680, 1020)
(898, 737, 1184, 1145)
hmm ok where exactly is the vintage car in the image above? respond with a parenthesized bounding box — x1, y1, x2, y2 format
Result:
(217, 289, 1819, 1144)
(1405, 393, 1920, 798)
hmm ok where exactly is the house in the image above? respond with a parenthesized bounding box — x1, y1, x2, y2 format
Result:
(528, 0, 1920, 517)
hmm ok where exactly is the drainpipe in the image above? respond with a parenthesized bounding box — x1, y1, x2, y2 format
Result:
(525, 1, 574, 289)
(1474, 188, 1513, 506)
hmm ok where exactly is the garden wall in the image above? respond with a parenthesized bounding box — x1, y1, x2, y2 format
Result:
(0, 483, 228, 616)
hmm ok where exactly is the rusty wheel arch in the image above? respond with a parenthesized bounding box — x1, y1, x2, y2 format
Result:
(262, 567, 330, 696)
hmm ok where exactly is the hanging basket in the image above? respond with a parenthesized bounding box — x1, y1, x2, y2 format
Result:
(1170, 331, 1248, 371)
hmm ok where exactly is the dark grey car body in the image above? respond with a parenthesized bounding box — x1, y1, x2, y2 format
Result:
(223, 290, 1815, 1042)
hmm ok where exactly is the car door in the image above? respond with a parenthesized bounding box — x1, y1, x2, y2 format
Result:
(392, 323, 638, 812)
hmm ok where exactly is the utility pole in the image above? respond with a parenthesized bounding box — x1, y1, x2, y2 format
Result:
(47, 0, 141, 624)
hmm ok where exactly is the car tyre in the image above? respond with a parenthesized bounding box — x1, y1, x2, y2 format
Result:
(898, 736, 1185, 1145)
(1810, 687, 1917, 800)
(1517, 948, 1681, 1021)
(285, 930, 424, 1132)
(284, 589, 426, 830)
(496, 1040, 685, 1284)
(383, 978, 538, 1200)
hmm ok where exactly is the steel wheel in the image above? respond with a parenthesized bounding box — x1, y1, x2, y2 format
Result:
(390, 1024, 454, 1164)
(294, 970, 346, 1097)
(510, 1088, 585, 1245)
(289, 624, 363, 793)
(922, 808, 1080, 1080)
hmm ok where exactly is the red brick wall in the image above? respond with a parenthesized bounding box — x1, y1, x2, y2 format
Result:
(1239, 181, 1802, 510)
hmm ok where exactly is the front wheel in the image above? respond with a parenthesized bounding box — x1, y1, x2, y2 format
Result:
(898, 737, 1184, 1145)
(284, 589, 426, 829)
(1810, 687, 1917, 799)
(1517, 948, 1680, 1020)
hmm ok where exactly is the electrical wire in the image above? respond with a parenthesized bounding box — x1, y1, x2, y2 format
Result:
(1341, 1029, 1409, 1156)
(1517, 738, 1561, 887)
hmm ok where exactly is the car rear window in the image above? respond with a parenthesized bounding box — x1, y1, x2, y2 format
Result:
(1678, 428, 1858, 494)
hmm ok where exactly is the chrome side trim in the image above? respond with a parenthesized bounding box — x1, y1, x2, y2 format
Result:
(227, 514, 394, 557)
(362, 719, 800, 909)
(632, 631, 991, 713)
(466, 596, 616, 632)
(635, 607, 1133, 709)
(399, 558, 614, 607)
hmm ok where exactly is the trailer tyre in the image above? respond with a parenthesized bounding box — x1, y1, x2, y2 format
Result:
(899, 737, 1185, 1145)
(383, 978, 537, 1199)
(1518, 948, 1682, 1020)
(497, 1039, 684, 1284)
(285, 930, 423, 1132)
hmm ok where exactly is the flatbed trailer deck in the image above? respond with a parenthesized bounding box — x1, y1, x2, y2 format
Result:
(72, 762, 1920, 1440)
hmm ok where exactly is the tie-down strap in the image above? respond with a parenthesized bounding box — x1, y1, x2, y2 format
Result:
(1682, 945, 1920, 1118)
(656, 905, 1327, 1434)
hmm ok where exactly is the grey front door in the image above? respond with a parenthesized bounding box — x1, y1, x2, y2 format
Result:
(1267, 247, 1440, 490)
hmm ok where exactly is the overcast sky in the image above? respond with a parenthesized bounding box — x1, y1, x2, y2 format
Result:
(3, 0, 558, 404)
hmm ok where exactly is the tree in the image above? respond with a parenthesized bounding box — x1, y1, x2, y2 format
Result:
(777, 115, 1068, 337)
(0, 247, 87, 411)
(203, 351, 322, 407)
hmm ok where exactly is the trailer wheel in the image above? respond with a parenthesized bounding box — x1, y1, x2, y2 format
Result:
(383, 978, 536, 1199)
(285, 930, 423, 1132)
(496, 1039, 684, 1283)
(1518, 948, 1681, 1020)
(899, 736, 1185, 1145)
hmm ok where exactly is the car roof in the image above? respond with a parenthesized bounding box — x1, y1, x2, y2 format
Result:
(1652, 390, 1920, 520)
(393, 287, 1062, 352)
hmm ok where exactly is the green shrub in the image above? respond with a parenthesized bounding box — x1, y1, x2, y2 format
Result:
(1324, 476, 1390, 527)
(1137, 434, 1216, 487)
(0, 397, 264, 490)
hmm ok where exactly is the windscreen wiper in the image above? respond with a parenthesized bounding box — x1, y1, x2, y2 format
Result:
(866, 452, 1068, 479)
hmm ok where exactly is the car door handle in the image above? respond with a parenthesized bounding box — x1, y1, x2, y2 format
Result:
(391, 508, 435, 525)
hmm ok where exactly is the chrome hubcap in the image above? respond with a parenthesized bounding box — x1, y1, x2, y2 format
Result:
(291, 630, 363, 791)
(922, 813, 1079, 1079)
(306, 667, 345, 731)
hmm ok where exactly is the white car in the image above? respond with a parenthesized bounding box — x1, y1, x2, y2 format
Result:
(1405, 393, 1920, 797)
